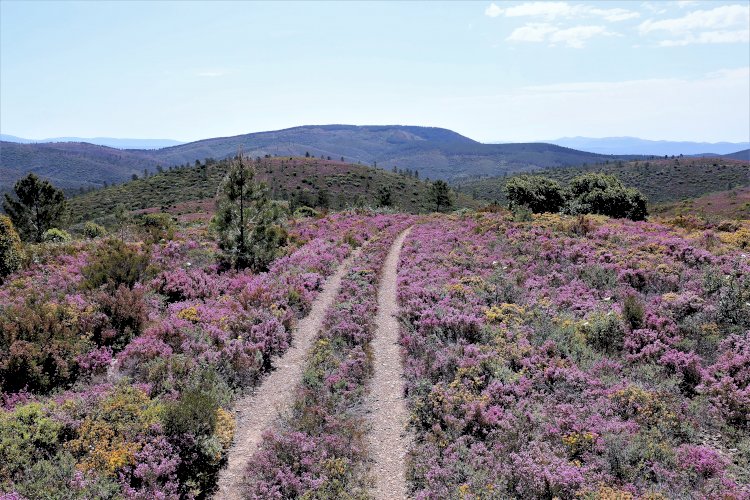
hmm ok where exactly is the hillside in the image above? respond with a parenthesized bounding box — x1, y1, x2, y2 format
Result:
(130, 125, 626, 181)
(722, 149, 750, 161)
(455, 157, 750, 206)
(66, 156, 477, 222)
(0, 141, 158, 192)
(652, 185, 750, 220)
(2, 125, 637, 192)
(3, 212, 749, 499)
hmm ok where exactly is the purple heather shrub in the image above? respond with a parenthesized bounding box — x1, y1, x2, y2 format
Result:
(397, 214, 750, 498)
(700, 331, 750, 427)
(156, 267, 220, 302)
(76, 346, 114, 375)
(120, 436, 181, 499)
(676, 444, 727, 478)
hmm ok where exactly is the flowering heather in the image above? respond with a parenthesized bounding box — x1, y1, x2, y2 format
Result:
(398, 213, 749, 498)
(2, 209, 749, 498)
(245, 215, 414, 498)
(0, 213, 394, 497)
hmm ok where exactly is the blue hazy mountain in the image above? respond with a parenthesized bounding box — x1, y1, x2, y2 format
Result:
(541, 137, 750, 157)
(0, 134, 184, 150)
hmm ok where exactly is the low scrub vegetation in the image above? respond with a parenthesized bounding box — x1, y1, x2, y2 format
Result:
(0, 210, 397, 497)
(397, 213, 749, 497)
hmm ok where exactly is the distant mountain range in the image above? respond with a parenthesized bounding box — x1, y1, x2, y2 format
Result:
(1, 125, 641, 192)
(540, 136, 750, 157)
(0, 134, 184, 150)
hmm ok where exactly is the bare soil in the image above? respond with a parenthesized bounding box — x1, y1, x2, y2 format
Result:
(367, 228, 412, 500)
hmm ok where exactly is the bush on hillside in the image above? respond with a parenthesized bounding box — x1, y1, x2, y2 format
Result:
(567, 173, 647, 221)
(0, 403, 63, 485)
(293, 206, 320, 218)
(3, 173, 67, 242)
(139, 213, 175, 243)
(0, 296, 91, 393)
(505, 176, 567, 214)
(504, 173, 648, 221)
(82, 239, 150, 290)
(0, 215, 23, 282)
(213, 156, 287, 271)
(428, 180, 452, 212)
(83, 221, 107, 239)
(42, 228, 72, 243)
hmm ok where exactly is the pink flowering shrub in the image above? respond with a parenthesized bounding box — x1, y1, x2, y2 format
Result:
(3, 210, 748, 497)
(0, 212, 399, 497)
(398, 213, 750, 498)
(700, 331, 750, 427)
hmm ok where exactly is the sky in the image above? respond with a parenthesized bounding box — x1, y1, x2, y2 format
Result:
(1, 0, 748, 143)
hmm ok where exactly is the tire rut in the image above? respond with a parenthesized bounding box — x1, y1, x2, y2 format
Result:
(367, 227, 412, 500)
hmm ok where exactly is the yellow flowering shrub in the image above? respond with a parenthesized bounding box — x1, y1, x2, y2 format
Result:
(718, 226, 750, 249)
(177, 305, 200, 322)
(576, 484, 635, 500)
(66, 386, 158, 476)
(562, 431, 597, 459)
(214, 407, 236, 450)
(610, 386, 676, 427)
(485, 303, 525, 325)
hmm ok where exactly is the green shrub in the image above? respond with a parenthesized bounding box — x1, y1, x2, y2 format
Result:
(511, 204, 533, 222)
(580, 312, 625, 353)
(83, 221, 107, 239)
(0, 214, 23, 282)
(41, 228, 72, 243)
(0, 296, 91, 393)
(623, 295, 645, 330)
(0, 403, 62, 486)
(505, 176, 566, 214)
(82, 238, 150, 290)
(213, 156, 287, 271)
(14, 450, 120, 500)
(567, 173, 647, 221)
(2, 173, 67, 242)
(140, 213, 175, 243)
(293, 206, 320, 218)
(164, 368, 230, 496)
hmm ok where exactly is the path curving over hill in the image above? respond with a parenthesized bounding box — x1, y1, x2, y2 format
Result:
(215, 247, 363, 500)
(367, 227, 412, 500)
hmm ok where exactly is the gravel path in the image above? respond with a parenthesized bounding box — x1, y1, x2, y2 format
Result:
(215, 247, 363, 500)
(367, 228, 412, 500)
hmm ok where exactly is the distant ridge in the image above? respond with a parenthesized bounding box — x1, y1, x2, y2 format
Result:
(722, 149, 750, 161)
(539, 136, 750, 157)
(1, 124, 639, 192)
(0, 134, 183, 150)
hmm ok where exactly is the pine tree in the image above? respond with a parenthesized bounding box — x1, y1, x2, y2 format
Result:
(213, 155, 287, 271)
(427, 180, 452, 212)
(376, 186, 393, 207)
(3, 173, 66, 242)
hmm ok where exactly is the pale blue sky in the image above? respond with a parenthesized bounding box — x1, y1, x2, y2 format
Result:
(1, 1, 748, 142)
